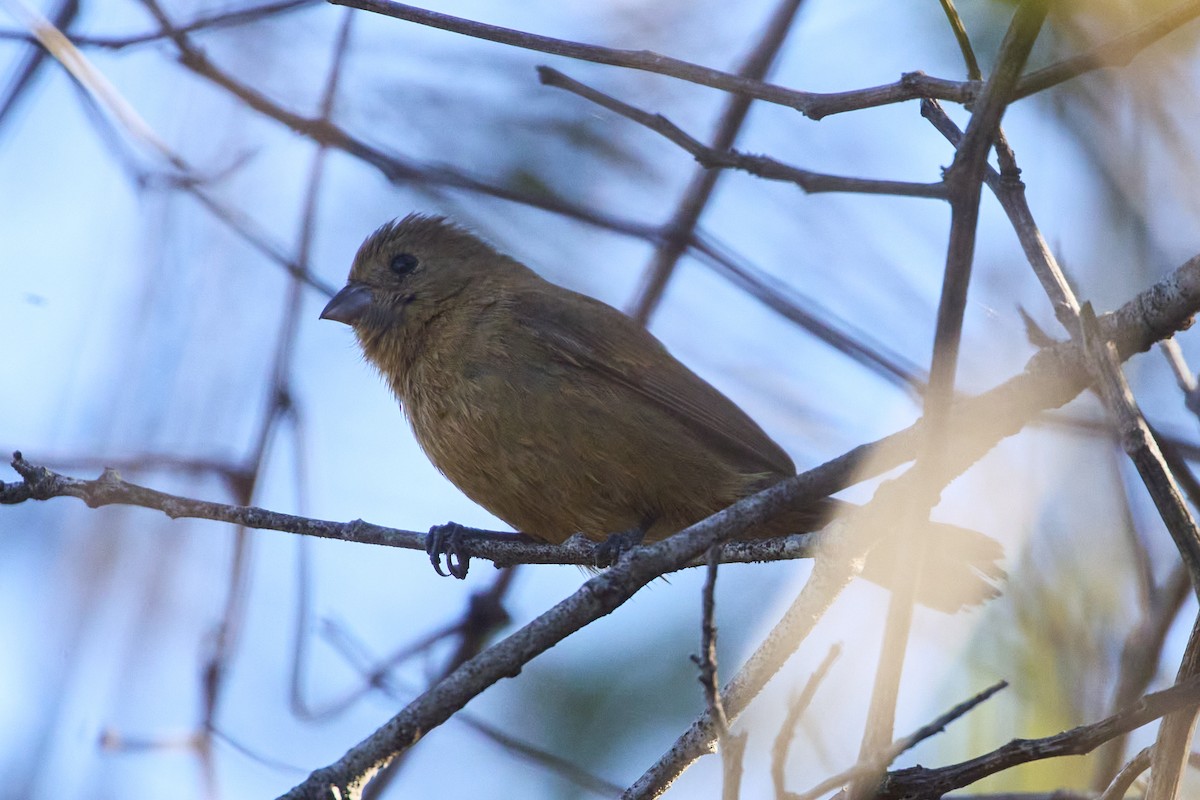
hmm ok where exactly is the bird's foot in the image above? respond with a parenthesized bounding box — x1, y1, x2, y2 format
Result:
(595, 526, 647, 568)
(426, 522, 472, 579)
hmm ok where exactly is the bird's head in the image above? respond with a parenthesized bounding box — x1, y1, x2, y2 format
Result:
(320, 214, 527, 363)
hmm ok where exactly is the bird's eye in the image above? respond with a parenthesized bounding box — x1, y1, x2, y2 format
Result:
(390, 253, 419, 276)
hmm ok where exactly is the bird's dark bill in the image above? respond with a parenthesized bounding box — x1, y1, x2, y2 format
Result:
(320, 282, 372, 325)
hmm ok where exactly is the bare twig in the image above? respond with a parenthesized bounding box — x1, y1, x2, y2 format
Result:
(1161, 338, 1198, 395)
(695, 548, 729, 736)
(877, 676, 1200, 799)
(688, 236, 927, 392)
(928, 0, 1049, 409)
(692, 547, 747, 800)
(1099, 746, 1152, 800)
(797, 681, 1008, 800)
(1080, 303, 1200, 599)
(538, 67, 947, 199)
(937, 0, 982, 81)
(1161, 338, 1200, 419)
(892, 681, 1009, 762)
(455, 712, 623, 798)
(770, 644, 842, 799)
(921, 98, 1082, 333)
(0, 456, 826, 568)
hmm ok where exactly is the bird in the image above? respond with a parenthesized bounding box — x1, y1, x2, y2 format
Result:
(320, 214, 1002, 611)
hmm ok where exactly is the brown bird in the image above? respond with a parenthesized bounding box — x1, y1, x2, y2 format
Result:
(321, 214, 1001, 611)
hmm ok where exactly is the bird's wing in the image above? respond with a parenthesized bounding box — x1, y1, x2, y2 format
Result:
(511, 288, 795, 477)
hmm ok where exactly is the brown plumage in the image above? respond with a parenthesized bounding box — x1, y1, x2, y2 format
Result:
(321, 214, 1002, 611)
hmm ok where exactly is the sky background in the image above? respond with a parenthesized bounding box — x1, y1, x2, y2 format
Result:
(4, 0, 1200, 797)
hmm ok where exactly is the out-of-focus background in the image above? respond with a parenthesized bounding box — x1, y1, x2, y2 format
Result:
(3, 0, 1200, 797)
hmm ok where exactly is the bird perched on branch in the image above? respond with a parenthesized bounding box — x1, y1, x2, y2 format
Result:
(320, 214, 1002, 611)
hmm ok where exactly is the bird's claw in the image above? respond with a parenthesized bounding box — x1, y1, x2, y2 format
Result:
(594, 527, 646, 568)
(426, 522, 471, 579)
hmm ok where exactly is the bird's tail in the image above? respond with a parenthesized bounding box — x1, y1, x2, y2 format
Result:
(754, 497, 1005, 614)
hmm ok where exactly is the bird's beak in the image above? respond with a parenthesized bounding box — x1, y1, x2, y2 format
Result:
(320, 282, 372, 325)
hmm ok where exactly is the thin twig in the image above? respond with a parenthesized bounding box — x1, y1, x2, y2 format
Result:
(921, 98, 1082, 334)
(692, 546, 746, 800)
(538, 67, 947, 199)
(770, 644, 842, 799)
(1098, 746, 1152, 800)
(695, 547, 730, 736)
(688, 236, 927, 392)
(1160, 338, 1200, 419)
(797, 681, 1008, 800)
(1161, 338, 1198, 395)
(1080, 303, 1200, 598)
(877, 676, 1200, 799)
(937, 0, 982, 81)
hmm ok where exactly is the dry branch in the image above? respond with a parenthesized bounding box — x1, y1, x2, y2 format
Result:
(538, 67, 947, 199)
(877, 676, 1200, 799)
